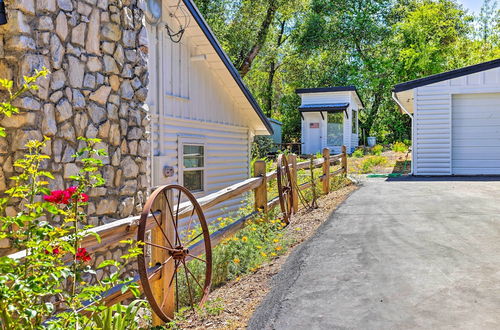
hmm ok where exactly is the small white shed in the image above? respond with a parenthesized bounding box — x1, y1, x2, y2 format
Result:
(145, 0, 273, 219)
(393, 59, 500, 176)
(297, 87, 364, 155)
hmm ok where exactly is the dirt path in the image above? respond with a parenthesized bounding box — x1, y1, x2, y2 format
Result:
(175, 183, 358, 329)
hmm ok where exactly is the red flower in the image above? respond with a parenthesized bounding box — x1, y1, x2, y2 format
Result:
(44, 246, 61, 255)
(76, 247, 91, 262)
(44, 186, 89, 205)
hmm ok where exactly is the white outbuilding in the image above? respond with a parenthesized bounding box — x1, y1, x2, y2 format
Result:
(393, 59, 500, 176)
(297, 87, 364, 155)
(145, 0, 273, 219)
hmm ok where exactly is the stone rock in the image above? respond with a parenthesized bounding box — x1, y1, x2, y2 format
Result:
(131, 77, 142, 90)
(11, 0, 35, 15)
(50, 69, 66, 91)
(107, 103, 118, 120)
(87, 57, 102, 72)
(58, 122, 76, 142)
(136, 87, 148, 102)
(83, 73, 96, 89)
(50, 90, 63, 103)
(0, 168, 6, 191)
(122, 7, 134, 29)
(96, 73, 105, 85)
(12, 97, 41, 111)
(139, 26, 148, 46)
(38, 16, 54, 31)
(101, 23, 121, 41)
(77, 1, 92, 16)
(127, 127, 142, 140)
(119, 119, 128, 136)
(102, 166, 115, 186)
(71, 23, 86, 47)
(114, 44, 125, 67)
(55, 11, 68, 41)
(72, 89, 86, 109)
(74, 112, 89, 137)
(102, 41, 115, 54)
(0, 61, 12, 81)
(88, 103, 106, 124)
(121, 179, 137, 195)
(109, 124, 121, 146)
(5, 36, 36, 52)
(42, 104, 57, 136)
(96, 199, 118, 215)
(57, 0, 73, 11)
(138, 140, 149, 157)
(98, 120, 110, 139)
(103, 55, 119, 73)
(68, 56, 85, 88)
(121, 64, 133, 78)
(109, 94, 120, 105)
(62, 145, 75, 162)
(66, 43, 82, 57)
(86, 124, 98, 138)
(50, 35, 64, 69)
(120, 156, 139, 178)
(52, 138, 64, 162)
(86, 9, 101, 55)
(0, 139, 8, 154)
(89, 187, 107, 197)
(120, 80, 133, 100)
(89, 86, 111, 105)
(119, 197, 135, 217)
(122, 30, 136, 48)
(128, 140, 137, 155)
(109, 75, 120, 91)
(56, 98, 72, 123)
(63, 163, 79, 179)
(37, 0, 56, 12)
(12, 130, 43, 151)
(1, 10, 30, 34)
(111, 149, 121, 166)
(97, 0, 109, 10)
(0, 112, 36, 128)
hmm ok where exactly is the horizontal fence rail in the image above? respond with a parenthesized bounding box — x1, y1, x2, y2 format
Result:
(7, 147, 349, 316)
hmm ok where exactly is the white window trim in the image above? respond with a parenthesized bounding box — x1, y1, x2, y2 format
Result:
(352, 109, 358, 135)
(178, 135, 207, 193)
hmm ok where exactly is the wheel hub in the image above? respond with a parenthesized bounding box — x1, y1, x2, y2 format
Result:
(170, 246, 189, 260)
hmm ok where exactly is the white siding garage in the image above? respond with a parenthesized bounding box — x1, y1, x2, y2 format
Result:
(393, 59, 500, 176)
(452, 93, 500, 175)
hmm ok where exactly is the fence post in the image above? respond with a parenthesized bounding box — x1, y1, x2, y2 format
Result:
(289, 154, 299, 214)
(322, 148, 330, 194)
(151, 191, 175, 325)
(342, 145, 348, 175)
(254, 160, 268, 215)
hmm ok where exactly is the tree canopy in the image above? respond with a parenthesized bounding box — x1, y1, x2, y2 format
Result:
(193, 0, 500, 144)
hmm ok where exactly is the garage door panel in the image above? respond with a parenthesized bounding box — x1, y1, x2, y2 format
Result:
(452, 93, 500, 175)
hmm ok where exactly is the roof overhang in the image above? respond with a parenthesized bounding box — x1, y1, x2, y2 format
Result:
(298, 103, 349, 120)
(296, 86, 365, 109)
(178, 0, 273, 135)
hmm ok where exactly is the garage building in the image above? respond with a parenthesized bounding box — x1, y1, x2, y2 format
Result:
(393, 59, 500, 175)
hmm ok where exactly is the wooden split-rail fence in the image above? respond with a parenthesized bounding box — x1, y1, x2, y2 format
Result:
(8, 147, 348, 325)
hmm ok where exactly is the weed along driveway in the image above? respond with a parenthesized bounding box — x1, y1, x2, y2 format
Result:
(249, 177, 500, 329)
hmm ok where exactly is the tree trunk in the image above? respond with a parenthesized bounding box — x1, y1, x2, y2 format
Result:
(238, 0, 278, 77)
(265, 60, 276, 116)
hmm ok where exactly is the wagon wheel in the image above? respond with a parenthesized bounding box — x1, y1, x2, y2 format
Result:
(137, 185, 212, 322)
(277, 154, 294, 224)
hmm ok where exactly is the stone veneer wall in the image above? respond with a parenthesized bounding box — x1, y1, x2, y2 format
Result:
(0, 0, 151, 250)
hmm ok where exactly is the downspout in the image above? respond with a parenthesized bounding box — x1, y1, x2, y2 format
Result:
(392, 92, 414, 175)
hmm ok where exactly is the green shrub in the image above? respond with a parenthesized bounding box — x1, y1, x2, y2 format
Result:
(352, 148, 364, 158)
(251, 136, 274, 159)
(360, 156, 387, 173)
(392, 141, 408, 153)
(371, 144, 384, 156)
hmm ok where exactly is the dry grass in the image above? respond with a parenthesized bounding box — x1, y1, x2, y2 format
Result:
(348, 150, 412, 174)
(172, 183, 358, 330)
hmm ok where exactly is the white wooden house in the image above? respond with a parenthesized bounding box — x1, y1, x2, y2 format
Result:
(393, 59, 500, 176)
(297, 87, 364, 155)
(145, 0, 273, 219)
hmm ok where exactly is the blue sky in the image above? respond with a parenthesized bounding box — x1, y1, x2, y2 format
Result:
(458, 0, 483, 14)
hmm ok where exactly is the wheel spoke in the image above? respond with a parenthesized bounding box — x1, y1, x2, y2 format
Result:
(175, 189, 182, 228)
(147, 256, 173, 280)
(164, 190, 182, 246)
(184, 207, 197, 242)
(144, 241, 175, 252)
(186, 232, 203, 246)
(183, 259, 195, 310)
(182, 259, 204, 291)
(188, 254, 207, 263)
(151, 210, 174, 248)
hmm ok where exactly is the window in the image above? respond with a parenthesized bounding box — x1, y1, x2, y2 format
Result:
(182, 144, 205, 192)
(352, 110, 358, 134)
(327, 112, 344, 146)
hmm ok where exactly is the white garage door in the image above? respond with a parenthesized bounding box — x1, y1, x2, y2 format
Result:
(452, 93, 500, 175)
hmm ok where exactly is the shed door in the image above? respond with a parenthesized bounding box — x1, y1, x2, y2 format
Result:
(452, 93, 500, 175)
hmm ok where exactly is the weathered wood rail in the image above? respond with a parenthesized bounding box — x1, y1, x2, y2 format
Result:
(8, 147, 349, 323)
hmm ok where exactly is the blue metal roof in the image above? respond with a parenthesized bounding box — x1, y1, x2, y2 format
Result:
(298, 103, 350, 112)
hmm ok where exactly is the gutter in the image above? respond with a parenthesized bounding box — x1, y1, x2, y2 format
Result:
(392, 92, 414, 175)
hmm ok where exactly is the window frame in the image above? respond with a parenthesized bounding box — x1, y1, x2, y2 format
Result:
(352, 110, 358, 135)
(178, 136, 207, 193)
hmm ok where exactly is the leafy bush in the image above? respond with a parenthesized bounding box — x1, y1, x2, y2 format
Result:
(371, 144, 384, 156)
(392, 141, 408, 153)
(251, 136, 275, 159)
(352, 148, 364, 158)
(360, 156, 388, 173)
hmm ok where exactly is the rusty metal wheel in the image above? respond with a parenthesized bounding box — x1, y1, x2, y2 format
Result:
(277, 154, 294, 224)
(137, 185, 212, 322)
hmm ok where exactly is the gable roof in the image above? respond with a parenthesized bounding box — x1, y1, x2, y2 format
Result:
(295, 86, 365, 108)
(393, 58, 500, 93)
(182, 0, 273, 134)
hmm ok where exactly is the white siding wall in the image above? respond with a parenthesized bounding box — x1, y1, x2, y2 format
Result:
(147, 23, 253, 221)
(414, 67, 500, 175)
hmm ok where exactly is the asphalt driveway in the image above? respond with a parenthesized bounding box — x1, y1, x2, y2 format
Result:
(249, 177, 500, 330)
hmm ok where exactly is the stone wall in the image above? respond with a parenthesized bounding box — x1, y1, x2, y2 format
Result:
(0, 0, 150, 250)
